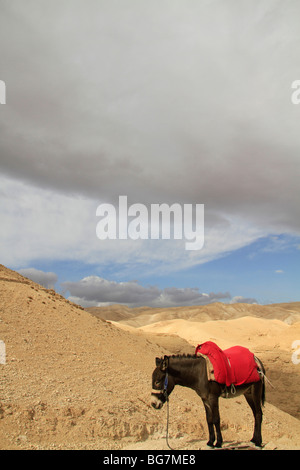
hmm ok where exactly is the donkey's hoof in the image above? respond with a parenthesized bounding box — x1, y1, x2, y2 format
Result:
(206, 440, 215, 448)
(250, 438, 262, 447)
(215, 442, 222, 448)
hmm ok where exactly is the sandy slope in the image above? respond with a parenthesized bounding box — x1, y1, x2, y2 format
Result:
(139, 316, 296, 350)
(1, 265, 300, 450)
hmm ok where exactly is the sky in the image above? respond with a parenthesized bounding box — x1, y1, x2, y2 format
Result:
(1, 0, 300, 307)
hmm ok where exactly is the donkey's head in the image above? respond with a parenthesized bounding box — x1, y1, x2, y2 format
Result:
(150, 356, 174, 409)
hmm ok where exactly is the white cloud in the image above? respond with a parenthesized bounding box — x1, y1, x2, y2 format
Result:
(0, 175, 98, 267)
(0, 175, 265, 276)
(230, 296, 258, 305)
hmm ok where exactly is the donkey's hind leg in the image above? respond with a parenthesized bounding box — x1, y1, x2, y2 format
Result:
(244, 383, 263, 447)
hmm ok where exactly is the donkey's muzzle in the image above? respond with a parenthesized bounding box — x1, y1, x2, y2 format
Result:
(150, 393, 164, 409)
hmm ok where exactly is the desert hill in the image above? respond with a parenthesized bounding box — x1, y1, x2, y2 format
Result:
(86, 301, 300, 327)
(1, 264, 300, 450)
(0, 264, 185, 449)
(87, 304, 149, 323)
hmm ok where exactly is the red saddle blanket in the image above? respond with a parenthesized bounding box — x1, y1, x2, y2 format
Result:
(195, 341, 260, 386)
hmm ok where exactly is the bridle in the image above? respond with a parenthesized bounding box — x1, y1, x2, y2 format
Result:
(151, 371, 169, 401)
(151, 370, 175, 450)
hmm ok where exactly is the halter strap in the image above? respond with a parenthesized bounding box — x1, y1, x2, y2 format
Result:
(164, 371, 168, 390)
(151, 389, 164, 394)
(151, 371, 169, 396)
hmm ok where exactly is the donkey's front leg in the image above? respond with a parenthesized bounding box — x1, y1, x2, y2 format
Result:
(210, 395, 223, 448)
(202, 395, 223, 447)
(214, 416, 223, 448)
(202, 396, 223, 448)
(203, 399, 215, 447)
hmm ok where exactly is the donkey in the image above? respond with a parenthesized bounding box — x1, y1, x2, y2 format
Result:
(151, 354, 265, 448)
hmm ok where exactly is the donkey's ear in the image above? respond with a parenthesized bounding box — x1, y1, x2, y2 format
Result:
(155, 357, 161, 367)
(161, 356, 169, 371)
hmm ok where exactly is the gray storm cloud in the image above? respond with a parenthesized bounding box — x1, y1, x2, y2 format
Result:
(62, 276, 232, 308)
(1, 1, 300, 270)
(18, 268, 58, 289)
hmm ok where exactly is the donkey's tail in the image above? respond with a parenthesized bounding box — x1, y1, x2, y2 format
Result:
(254, 356, 266, 407)
(261, 375, 266, 407)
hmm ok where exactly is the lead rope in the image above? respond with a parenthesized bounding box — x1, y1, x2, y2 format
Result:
(164, 372, 176, 451)
(165, 396, 176, 451)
